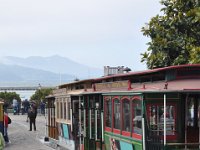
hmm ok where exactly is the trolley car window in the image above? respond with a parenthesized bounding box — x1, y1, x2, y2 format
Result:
(52, 108, 54, 126)
(57, 102, 59, 119)
(105, 99, 112, 128)
(148, 104, 176, 136)
(187, 97, 195, 127)
(64, 102, 66, 119)
(132, 100, 142, 134)
(49, 108, 51, 125)
(122, 99, 130, 132)
(114, 99, 121, 129)
(91, 109, 95, 139)
(61, 100, 63, 119)
(67, 102, 71, 120)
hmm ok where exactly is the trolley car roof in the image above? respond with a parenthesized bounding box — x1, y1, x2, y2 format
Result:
(129, 79, 200, 93)
(94, 64, 200, 81)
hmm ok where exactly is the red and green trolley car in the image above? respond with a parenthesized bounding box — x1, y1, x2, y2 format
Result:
(47, 64, 200, 150)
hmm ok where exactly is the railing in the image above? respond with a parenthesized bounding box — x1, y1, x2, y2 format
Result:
(7, 108, 46, 115)
(0, 86, 54, 91)
(166, 143, 200, 150)
(146, 134, 164, 150)
(144, 104, 164, 150)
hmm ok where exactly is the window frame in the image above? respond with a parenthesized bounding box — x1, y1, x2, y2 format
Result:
(121, 96, 131, 137)
(112, 96, 121, 135)
(146, 102, 177, 140)
(131, 96, 142, 140)
(64, 100, 67, 120)
(56, 100, 59, 119)
(104, 96, 112, 132)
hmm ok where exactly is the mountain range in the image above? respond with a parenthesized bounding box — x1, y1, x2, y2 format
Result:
(0, 55, 103, 86)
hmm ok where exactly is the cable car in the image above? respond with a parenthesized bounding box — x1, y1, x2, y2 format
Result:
(47, 64, 200, 150)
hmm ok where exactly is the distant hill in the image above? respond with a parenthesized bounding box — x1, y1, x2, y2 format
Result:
(0, 63, 75, 86)
(0, 55, 103, 86)
(2, 55, 102, 78)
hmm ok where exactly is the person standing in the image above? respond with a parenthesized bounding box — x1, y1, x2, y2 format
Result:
(28, 107, 37, 131)
(40, 101, 45, 115)
(4, 112, 11, 143)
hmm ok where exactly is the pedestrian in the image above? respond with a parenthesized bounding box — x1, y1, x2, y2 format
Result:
(26, 106, 30, 122)
(40, 101, 45, 115)
(21, 102, 24, 115)
(24, 99, 29, 113)
(4, 112, 11, 143)
(28, 106, 37, 131)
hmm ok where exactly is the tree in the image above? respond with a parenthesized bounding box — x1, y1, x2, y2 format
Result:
(30, 88, 53, 105)
(0, 91, 21, 107)
(141, 0, 200, 69)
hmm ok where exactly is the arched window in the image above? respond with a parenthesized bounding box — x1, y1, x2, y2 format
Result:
(113, 98, 120, 129)
(122, 99, 130, 132)
(132, 99, 142, 135)
(105, 98, 112, 128)
(64, 101, 66, 119)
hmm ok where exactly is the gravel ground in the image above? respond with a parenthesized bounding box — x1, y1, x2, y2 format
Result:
(4, 113, 55, 150)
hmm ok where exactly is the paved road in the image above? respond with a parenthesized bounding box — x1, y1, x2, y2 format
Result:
(4, 113, 55, 150)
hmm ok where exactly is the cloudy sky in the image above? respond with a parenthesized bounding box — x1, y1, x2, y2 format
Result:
(0, 0, 162, 71)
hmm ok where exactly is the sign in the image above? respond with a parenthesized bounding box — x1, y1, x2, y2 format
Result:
(52, 88, 67, 95)
(95, 81, 129, 91)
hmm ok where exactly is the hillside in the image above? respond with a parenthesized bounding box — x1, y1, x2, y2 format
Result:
(0, 63, 74, 86)
(0, 55, 103, 86)
(2, 55, 102, 78)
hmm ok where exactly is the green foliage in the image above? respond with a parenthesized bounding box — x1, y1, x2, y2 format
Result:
(30, 88, 53, 105)
(141, 0, 200, 69)
(0, 91, 21, 107)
